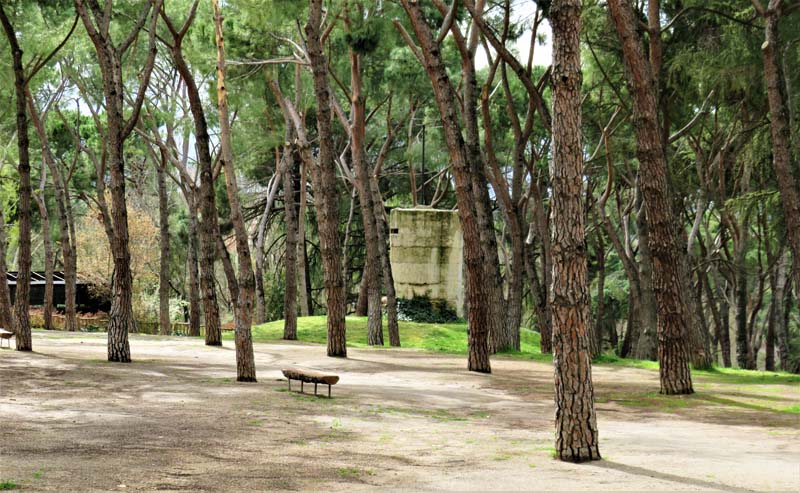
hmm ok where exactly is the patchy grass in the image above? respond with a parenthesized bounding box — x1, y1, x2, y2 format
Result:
(0, 481, 17, 491)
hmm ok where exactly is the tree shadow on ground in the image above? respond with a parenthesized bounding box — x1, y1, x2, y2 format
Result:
(590, 460, 757, 492)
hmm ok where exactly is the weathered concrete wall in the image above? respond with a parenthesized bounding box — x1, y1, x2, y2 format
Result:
(389, 208, 465, 317)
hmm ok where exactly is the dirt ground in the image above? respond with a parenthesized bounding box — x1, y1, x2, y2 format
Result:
(1, 331, 798, 492)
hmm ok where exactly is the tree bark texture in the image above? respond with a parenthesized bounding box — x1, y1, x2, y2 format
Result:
(213, 0, 257, 382)
(306, 0, 348, 357)
(1, 6, 33, 350)
(164, 12, 224, 346)
(157, 151, 171, 336)
(283, 144, 299, 340)
(608, 0, 693, 394)
(757, 1, 800, 310)
(401, 0, 491, 373)
(349, 49, 384, 346)
(549, 0, 601, 462)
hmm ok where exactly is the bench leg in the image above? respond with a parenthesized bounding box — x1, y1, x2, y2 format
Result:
(288, 378, 291, 391)
(328, 384, 331, 398)
(300, 381, 303, 393)
(314, 383, 318, 396)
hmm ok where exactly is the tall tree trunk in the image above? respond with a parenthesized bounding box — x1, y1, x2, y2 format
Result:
(283, 144, 299, 340)
(401, 0, 491, 373)
(75, 0, 163, 362)
(213, 0, 257, 381)
(734, 243, 755, 369)
(157, 151, 171, 336)
(608, 0, 693, 394)
(186, 200, 202, 337)
(34, 176, 54, 331)
(593, 234, 606, 357)
(306, 0, 348, 357)
(297, 159, 312, 317)
(349, 48, 383, 346)
(163, 8, 223, 347)
(27, 89, 76, 331)
(634, 193, 658, 360)
(254, 165, 282, 325)
(776, 252, 791, 371)
(0, 203, 13, 331)
(550, 0, 600, 462)
(369, 176, 400, 346)
(1, 7, 32, 350)
(755, 0, 800, 309)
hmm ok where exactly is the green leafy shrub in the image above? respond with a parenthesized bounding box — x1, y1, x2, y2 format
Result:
(397, 295, 459, 323)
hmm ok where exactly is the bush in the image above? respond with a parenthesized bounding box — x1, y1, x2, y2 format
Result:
(397, 295, 459, 324)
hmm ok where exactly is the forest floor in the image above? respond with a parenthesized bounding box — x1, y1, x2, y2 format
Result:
(1, 330, 798, 492)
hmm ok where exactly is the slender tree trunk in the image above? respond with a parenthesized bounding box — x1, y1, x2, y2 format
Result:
(34, 182, 54, 331)
(186, 201, 202, 337)
(776, 252, 791, 370)
(306, 0, 348, 357)
(608, 0, 693, 394)
(27, 90, 74, 331)
(757, 1, 800, 309)
(254, 166, 282, 325)
(297, 159, 311, 317)
(1, 8, 32, 350)
(369, 176, 400, 346)
(349, 49, 384, 346)
(213, 0, 257, 381)
(401, 0, 490, 373)
(157, 151, 171, 336)
(0, 204, 13, 331)
(734, 245, 755, 369)
(550, 0, 600, 462)
(164, 16, 223, 347)
(593, 234, 606, 357)
(283, 145, 299, 340)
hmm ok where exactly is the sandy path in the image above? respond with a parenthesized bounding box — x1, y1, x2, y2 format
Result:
(1, 331, 798, 492)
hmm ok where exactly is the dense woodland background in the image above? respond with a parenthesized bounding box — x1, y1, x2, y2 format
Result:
(0, 0, 799, 401)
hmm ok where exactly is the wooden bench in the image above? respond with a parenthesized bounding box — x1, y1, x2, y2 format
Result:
(282, 367, 340, 398)
(0, 329, 14, 349)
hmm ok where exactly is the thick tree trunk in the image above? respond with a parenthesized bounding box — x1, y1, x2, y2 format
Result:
(608, 0, 693, 394)
(1, 8, 33, 350)
(157, 152, 171, 336)
(355, 270, 369, 316)
(550, 0, 600, 462)
(634, 195, 658, 360)
(306, 0, 347, 357)
(75, 0, 163, 362)
(775, 252, 791, 371)
(757, 2, 800, 310)
(283, 145, 299, 340)
(402, 0, 490, 373)
(349, 49, 383, 346)
(213, 0, 257, 381)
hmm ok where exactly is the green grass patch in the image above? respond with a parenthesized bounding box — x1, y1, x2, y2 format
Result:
(0, 480, 17, 490)
(240, 315, 545, 357)
(232, 316, 800, 384)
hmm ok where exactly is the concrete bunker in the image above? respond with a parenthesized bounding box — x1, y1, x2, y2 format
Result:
(388, 208, 465, 318)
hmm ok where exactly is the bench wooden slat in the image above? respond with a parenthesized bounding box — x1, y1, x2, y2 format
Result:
(282, 368, 339, 385)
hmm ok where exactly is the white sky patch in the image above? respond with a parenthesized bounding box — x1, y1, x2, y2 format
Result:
(474, 1, 552, 70)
